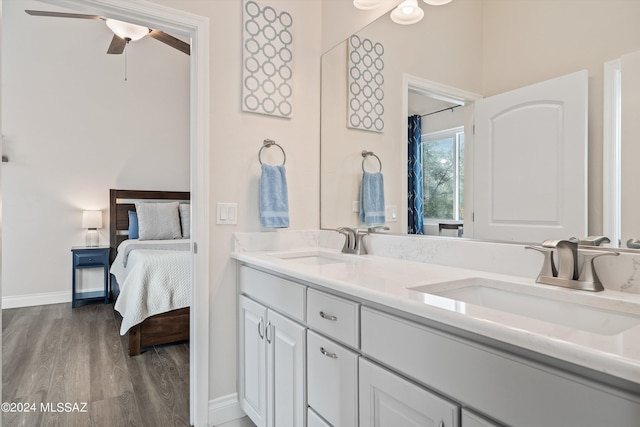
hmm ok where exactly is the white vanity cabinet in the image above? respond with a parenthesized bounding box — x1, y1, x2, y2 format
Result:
(359, 358, 459, 427)
(238, 267, 307, 427)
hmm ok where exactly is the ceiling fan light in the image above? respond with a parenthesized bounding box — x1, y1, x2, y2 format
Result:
(106, 19, 149, 41)
(423, 0, 453, 5)
(353, 0, 384, 10)
(390, 0, 424, 25)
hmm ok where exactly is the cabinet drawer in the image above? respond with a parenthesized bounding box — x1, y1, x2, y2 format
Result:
(74, 252, 106, 267)
(307, 330, 358, 427)
(308, 408, 331, 427)
(239, 266, 305, 322)
(307, 288, 359, 348)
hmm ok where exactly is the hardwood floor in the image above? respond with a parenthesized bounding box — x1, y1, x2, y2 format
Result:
(2, 303, 190, 427)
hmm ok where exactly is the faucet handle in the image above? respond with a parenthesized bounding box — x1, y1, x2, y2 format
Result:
(367, 226, 389, 233)
(525, 246, 558, 278)
(577, 251, 619, 291)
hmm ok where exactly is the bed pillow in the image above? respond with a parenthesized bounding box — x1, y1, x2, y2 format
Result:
(135, 201, 182, 240)
(128, 210, 139, 239)
(179, 203, 191, 239)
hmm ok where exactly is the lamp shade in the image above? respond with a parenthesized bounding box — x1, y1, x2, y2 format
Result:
(105, 19, 149, 41)
(391, 0, 424, 25)
(82, 210, 102, 229)
(353, 0, 384, 10)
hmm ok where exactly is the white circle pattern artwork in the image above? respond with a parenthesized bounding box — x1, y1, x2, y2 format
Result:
(242, 0, 294, 118)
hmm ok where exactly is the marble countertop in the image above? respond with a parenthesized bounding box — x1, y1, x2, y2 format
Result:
(232, 247, 640, 385)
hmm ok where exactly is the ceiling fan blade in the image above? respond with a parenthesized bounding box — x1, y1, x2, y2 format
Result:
(107, 35, 127, 55)
(149, 29, 190, 55)
(25, 10, 102, 20)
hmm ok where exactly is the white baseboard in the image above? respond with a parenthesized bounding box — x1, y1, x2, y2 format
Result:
(2, 290, 71, 309)
(208, 393, 246, 426)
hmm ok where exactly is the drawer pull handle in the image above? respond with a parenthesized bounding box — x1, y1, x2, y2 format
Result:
(320, 347, 338, 359)
(319, 311, 337, 321)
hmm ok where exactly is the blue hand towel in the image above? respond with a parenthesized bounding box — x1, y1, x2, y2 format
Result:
(260, 164, 290, 228)
(359, 171, 385, 226)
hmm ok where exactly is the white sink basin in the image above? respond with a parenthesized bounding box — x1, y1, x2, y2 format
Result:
(275, 251, 354, 266)
(409, 278, 640, 336)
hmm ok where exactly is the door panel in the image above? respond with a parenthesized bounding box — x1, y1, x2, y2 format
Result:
(474, 70, 588, 242)
(239, 296, 268, 427)
(267, 309, 306, 427)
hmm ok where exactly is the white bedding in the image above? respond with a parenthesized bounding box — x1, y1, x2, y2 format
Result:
(111, 239, 191, 335)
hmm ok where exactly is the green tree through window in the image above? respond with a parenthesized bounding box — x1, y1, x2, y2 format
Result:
(423, 129, 464, 221)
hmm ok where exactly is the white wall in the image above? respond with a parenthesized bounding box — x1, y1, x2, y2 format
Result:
(482, 0, 640, 236)
(1, 0, 190, 303)
(150, 0, 323, 410)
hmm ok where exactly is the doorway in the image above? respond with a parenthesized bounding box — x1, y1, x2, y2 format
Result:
(401, 74, 481, 236)
(4, 0, 210, 425)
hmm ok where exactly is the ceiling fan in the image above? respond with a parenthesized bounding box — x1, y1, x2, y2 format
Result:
(25, 10, 190, 55)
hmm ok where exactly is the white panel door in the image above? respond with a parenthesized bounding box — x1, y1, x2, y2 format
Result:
(359, 358, 459, 427)
(307, 330, 359, 427)
(239, 296, 268, 427)
(266, 309, 306, 427)
(473, 70, 588, 242)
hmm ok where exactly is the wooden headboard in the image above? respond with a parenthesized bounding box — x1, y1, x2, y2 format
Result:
(109, 189, 190, 264)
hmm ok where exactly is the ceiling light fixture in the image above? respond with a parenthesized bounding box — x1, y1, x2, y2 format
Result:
(105, 18, 149, 41)
(390, 0, 424, 25)
(353, 0, 385, 10)
(423, 0, 453, 5)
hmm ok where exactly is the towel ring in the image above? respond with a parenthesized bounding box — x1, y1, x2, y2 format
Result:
(259, 139, 286, 166)
(361, 150, 382, 173)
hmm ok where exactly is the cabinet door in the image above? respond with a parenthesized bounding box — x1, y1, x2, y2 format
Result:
(266, 309, 306, 427)
(307, 330, 359, 427)
(239, 296, 268, 427)
(359, 358, 459, 427)
(461, 409, 501, 427)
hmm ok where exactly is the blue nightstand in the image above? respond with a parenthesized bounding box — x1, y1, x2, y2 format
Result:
(71, 246, 110, 308)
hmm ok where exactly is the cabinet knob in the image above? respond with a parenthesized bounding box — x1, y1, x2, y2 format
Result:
(320, 347, 338, 359)
(319, 311, 338, 321)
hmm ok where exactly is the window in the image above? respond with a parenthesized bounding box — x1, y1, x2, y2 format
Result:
(422, 127, 464, 221)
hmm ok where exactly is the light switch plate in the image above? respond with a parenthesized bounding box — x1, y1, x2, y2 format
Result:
(217, 202, 238, 225)
(385, 205, 398, 222)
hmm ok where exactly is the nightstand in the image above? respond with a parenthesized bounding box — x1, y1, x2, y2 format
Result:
(71, 246, 110, 308)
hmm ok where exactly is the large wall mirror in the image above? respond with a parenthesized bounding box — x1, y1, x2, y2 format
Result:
(320, 0, 640, 247)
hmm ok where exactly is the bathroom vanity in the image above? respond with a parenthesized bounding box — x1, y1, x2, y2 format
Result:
(233, 238, 640, 427)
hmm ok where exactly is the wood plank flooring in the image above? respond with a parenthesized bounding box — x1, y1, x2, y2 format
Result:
(2, 303, 190, 427)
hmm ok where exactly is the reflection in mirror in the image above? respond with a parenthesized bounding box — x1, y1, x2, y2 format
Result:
(320, 0, 640, 247)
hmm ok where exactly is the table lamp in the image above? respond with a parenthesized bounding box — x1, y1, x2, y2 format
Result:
(82, 210, 102, 247)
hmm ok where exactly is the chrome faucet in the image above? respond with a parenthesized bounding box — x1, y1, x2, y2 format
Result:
(526, 238, 619, 292)
(336, 227, 369, 255)
(336, 227, 356, 253)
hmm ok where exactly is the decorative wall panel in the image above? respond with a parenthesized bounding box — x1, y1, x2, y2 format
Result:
(347, 35, 384, 132)
(242, 0, 294, 118)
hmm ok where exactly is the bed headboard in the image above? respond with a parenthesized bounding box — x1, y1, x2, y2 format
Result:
(109, 189, 190, 264)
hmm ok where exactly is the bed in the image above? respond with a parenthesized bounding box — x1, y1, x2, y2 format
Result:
(109, 189, 191, 356)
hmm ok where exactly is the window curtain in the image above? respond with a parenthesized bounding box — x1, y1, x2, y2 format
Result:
(408, 115, 424, 234)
